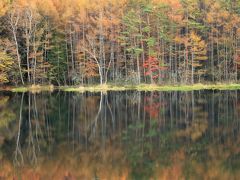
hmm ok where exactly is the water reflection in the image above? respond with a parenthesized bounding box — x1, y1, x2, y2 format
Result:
(0, 91, 240, 179)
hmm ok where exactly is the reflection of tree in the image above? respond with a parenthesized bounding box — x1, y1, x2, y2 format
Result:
(13, 93, 53, 167)
(14, 93, 24, 165)
(144, 92, 163, 119)
(0, 95, 16, 151)
(176, 95, 208, 141)
(87, 92, 103, 140)
(0, 96, 15, 128)
(1, 91, 240, 179)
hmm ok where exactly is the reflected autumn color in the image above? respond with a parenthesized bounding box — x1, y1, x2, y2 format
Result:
(0, 91, 240, 179)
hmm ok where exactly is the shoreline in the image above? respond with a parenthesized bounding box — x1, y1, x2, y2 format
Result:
(1, 83, 240, 92)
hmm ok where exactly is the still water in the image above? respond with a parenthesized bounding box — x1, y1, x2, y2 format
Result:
(0, 90, 240, 179)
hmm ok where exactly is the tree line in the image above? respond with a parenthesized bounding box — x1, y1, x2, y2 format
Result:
(0, 0, 240, 86)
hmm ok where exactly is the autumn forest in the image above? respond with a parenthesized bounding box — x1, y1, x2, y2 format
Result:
(0, 0, 240, 86)
(2, 1, 240, 178)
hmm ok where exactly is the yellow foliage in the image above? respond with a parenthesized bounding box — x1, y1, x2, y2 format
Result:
(0, 52, 13, 83)
(0, 0, 10, 16)
(189, 31, 208, 64)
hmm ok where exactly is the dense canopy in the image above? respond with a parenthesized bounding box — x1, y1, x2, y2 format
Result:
(0, 0, 240, 85)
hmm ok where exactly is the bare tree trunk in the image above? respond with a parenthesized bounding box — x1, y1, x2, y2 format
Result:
(211, 28, 214, 81)
(134, 37, 141, 84)
(9, 11, 24, 85)
(24, 8, 33, 84)
(69, 24, 75, 75)
(99, 10, 106, 84)
(191, 52, 194, 84)
(33, 27, 37, 85)
(65, 27, 70, 85)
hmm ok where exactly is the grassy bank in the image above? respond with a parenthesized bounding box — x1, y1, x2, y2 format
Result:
(2, 83, 240, 93)
(1, 85, 55, 93)
(134, 83, 240, 91)
(60, 83, 240, 92)
(60, 84, 128, 92)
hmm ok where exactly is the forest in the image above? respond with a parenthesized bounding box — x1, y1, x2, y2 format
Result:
(0, 0, 240, 86)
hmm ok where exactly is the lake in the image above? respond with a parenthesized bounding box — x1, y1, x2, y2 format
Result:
(0, 90, 240, 179)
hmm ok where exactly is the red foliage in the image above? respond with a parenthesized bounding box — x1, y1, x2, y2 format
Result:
(144, 93, 166, 119)
(143, 56, 168, 80)
(144, 103, 160, 118)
